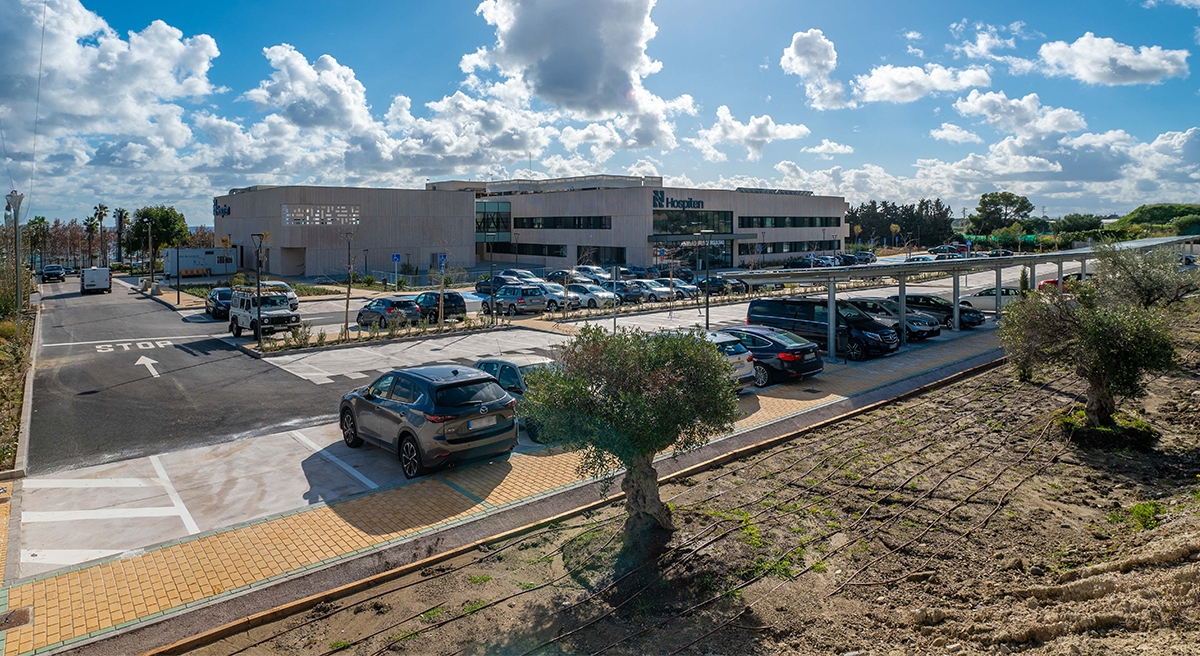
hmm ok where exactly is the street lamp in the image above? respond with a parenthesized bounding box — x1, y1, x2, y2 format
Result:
(486, 232, 497, 325)
(363, 249, 369, 279)
(513, 231, 520, 270)
(5, 191, 23, 336)
(697, 229, 714, 329)
(251, 232, 264, 350)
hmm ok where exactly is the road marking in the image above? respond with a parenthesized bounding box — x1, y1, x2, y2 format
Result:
(23, 478, 159, 488)
(136, 355, 161, 378)
(290, 430, 379, 490)
(42, 334, 216, 347)
(96, 340, 173, 353)
(150, 455, 200, 534)
(20, 549, 125, 565)
(23, 507, 182, 522)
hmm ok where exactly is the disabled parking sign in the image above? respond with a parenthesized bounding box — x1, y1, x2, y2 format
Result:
(391, 253, 402, 263)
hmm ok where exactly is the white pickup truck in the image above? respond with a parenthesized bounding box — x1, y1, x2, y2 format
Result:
(80, 267, 112, 294)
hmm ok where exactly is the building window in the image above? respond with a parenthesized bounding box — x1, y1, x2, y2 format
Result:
(652, 209, 733, 235)
(738, 216, 842, 229)
(577, 245, 626, 265)
(738, 240, 842, 255)
(491, 242, 567, 258)
(282, 205, 361, 226)
(512, 216, 612, 230)
(475, 201, 511, 233)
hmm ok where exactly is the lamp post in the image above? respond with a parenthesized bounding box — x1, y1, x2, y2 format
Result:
(5, 191, 23, 336)
(363, 249, 369, 279)
(176, 240, 181, 305)
(698, 229, 714, 330)
(486, 232, 497, 325)
(513, 231, 520, 270)
(343, 232, 353, 339)
(251, 232, 264, 350)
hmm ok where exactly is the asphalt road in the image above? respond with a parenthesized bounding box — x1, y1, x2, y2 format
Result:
(29, 280, 347, 474)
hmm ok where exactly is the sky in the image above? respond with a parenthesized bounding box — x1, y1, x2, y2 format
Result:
(1, 0, 1199, 227)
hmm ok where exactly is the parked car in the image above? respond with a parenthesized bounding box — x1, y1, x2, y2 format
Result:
(694, 277, 733, 295)
(532, 282, 581, 312)
(261, 280, 299, 310)
(844, 297, 941, 341)
(835, 253, 859, 267)
(205, 287, 233, 319)
(1180, 254, 1197, 273)
(499, 269, 544, 283)
(719, 326, 823, 387)
(933, 253, 964, 260)
(489, 285, 548, 315)
(415, 291, 467, 322)
(724, 278, 750, 294)
(784, 256, 815, 269)
(1038, 272, 1096, 290)
(573, 265, 611, 283)
(905, 255, 933, 263)
(628, 279, 674, 303)
(567, 283, 618, 308)
(338, 366, 518, 479)
(40, 264, 65, 282)
(887, 293, 986, 328)
(668, 330, 755, 391)
(228, 287, 301, 338)
(80, 267, 112, 294)
(628, 265, 653, 279)
(546, 269, 591, 285)
(988, 249, 1014, 257)
(475, 275, 521, 295)
(654, 278, 699, 299)
(815, 256, 840, 267)
(473, 355, 555, 440)
(854, 251, 878, 264)
(958, 286, 1022, 312)
(928, 245, 959, 254)
(746, 297, 900, 361)
(600, 279, 646, 304)
(671, 267, 695, 282)
(357, 296, 421, 327)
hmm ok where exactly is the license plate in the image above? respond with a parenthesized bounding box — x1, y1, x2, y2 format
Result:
(803, 353, 816, 361)
(468, 415, 498, 431)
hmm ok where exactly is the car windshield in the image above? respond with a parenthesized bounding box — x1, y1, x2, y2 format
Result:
(542, 283, 564, 292)
(258, 295, 289, 308)
(584, 285, 604, 293)
(217, 290, 231, 301)
(518, 362, 552, 376)
(434, 381, 507, 407)
(878, 300, 899, 313)
(837, 303, 872, 323)
(924, 296, 952, 308)
(771, 330, 812, 347)
(715, 340, 749, 356)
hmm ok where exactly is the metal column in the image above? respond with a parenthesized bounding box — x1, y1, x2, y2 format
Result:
(995, 266, 1002, 308)
(1080, 257, 1087, 278)
(951, 271, 960, 331)
(898, 275, 907, 346)
(1029, 262, 1036, 292)
(827, 279, 837, 360)
(1057, 260, 1064, 292)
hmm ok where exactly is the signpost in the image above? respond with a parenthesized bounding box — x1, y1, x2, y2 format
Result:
(392, 253, 401, 289)
(437, 253, 447, 331)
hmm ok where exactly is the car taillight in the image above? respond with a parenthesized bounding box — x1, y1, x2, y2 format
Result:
(746, 354, 754, 362)
(385, 307, 398, 314)
(745, 317, 750, 325)
(504, 398, 518, 409)
(517, 299, 526, 304)
(423, 412, 456, 423)
(777, 351, 802, 361)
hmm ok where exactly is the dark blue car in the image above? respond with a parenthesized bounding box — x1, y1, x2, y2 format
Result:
(719, 325, 823, 387)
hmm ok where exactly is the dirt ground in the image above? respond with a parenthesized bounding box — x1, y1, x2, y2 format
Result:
(195, 303, 1200, 656)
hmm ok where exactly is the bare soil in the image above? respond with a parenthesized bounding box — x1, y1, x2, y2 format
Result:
(195, 303, 1200, 656)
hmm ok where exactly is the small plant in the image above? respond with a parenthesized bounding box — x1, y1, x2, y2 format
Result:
(329, 640, 352, 651)
(1130, 501, 1163, 530)
(419, 605, 444, 622)
(316, 329, 327, 347)
(368, 321, 381, 340)
(363, 275, 375, 287)
(461, 599, 487, 615)
(811, 560, 828, 573)
(386, 317, 401, 338)
(468, 574, 492, 584)
(515, 581, 536, 590)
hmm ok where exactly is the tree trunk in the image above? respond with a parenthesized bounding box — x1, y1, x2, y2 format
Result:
(1084, 378, 1116, 427)
(616, 453, 674, 573)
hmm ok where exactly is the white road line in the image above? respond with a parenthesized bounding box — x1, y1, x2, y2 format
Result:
(290, 430, 379, 490)
(42, 334, 218, 347)
(23, 507, 182, 522)
(23, 478, 160, 488)
(150, 455, 201, 534)
(21, 549, 125, 565)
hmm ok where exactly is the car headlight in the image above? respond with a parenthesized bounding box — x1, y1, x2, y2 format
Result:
(862, 331, 881, 341)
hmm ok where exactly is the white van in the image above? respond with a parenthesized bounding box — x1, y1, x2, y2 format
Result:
(80, 267, 112, 294)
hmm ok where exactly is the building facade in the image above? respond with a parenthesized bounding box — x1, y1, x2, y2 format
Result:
(213, 175, 848, 278)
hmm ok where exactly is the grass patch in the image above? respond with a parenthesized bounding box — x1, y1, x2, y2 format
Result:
(461, 599, 487, 615)
(419, 605, 444, 622)
(515, 581, 536, 590)
(329, 640, 352, 651)
(1130, 501, 1164, 530)
(468, 574, 492, 584)
(1056, 408, 1158, 450)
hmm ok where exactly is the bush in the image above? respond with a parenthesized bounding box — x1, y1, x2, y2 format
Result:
(0, 321, 17, 343)
(1172, 214, 1200, 235)
(363, 275, 375, 287)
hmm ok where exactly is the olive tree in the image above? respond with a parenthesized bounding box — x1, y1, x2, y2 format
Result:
(1092, 243, 1199, 309)
(999, 283, 1175, 428)
(521, 325, 740, 560)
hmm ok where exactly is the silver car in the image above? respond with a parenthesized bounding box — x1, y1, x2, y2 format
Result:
(493, 285, 548, 315)
(532, 282, 581, 312)
(667, 330, 755, 391)
(655, 278, 698, 299)
(567, 283, 617, 308)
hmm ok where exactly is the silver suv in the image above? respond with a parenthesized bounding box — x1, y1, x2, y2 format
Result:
(339, 366, 518, 478)
(493, 285, 548, 315)
(228, 287, 301, 338)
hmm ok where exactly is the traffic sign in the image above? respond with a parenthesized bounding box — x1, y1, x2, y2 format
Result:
(391, 253, 402, 263)
(438, 253, 447, 265)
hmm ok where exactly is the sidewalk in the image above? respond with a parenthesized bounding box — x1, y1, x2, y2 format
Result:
(0, 329, 1001, 656)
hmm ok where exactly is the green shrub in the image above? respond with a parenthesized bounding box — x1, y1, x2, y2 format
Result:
(0, 322, 17, 342)
(364, 275, 375, 287)
(1129, 501, 1163, 530)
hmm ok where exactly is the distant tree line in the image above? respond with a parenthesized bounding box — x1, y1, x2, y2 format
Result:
(22, 204, 211, 271)
(846, 198, 956, 248)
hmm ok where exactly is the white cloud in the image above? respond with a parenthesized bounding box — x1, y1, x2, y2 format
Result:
(930, 122, 983, 144)
(242, 45, 376, 133)
(1144, 0, 1200, 12)
(1038, 32, 1190, 85)
(949, 19, 969, 39)
(473, 0, 695, 148)
(801, 139, 853, 160)
(852, 64, 991, 103)
(950, 25, 1015, 59)
(904, 30, 923, 41)
(953, 90, 1087, 137)
(780, 28, 854, 110)
(684, 106, 810, 162)
(907, 45, 925, 58)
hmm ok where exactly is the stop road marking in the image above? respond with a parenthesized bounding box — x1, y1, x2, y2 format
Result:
(95, 341, 173, 353)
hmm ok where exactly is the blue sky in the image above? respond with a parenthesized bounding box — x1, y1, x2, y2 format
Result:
(2, 0, 1198, 226)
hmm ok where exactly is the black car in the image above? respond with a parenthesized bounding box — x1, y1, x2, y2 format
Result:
(719, 326, 823, 387)
(783, 257, 814, 269)
(415, 291, 467, 322)
(357, 297, 421, 327)
(545, 270, 590, 285)
(40, 264, 66, 282)
(475, 275, 521, 295)
(988, 249, 1014, 257)
(887, 293, 986, 329)
(835, 253, 859, 266)
(671, 267, 695, 282)
(746, 297, 900, 361)
(205, 287, 232, 319)
(854, 251, 877, 264)
(599, 280, 644, 304)
(694, 277, 734, 295)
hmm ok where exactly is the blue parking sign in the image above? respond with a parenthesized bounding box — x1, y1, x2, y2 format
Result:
(391, 253, 402, 263)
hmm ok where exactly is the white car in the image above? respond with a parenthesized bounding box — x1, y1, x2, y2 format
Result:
(567, 283, 617, 309)
(959, 286, 1022, 312)
(532, 281, 581, 312)
(634, 279, 674, 303)
(261, 280, 299, 310)
(654, 278, 698, 299)
(701, 330, 756, 391)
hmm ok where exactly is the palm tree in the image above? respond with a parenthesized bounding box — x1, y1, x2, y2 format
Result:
(93, 204, 109, 266)
(113, 207, 128, 263)
(84, 216, 99, 267)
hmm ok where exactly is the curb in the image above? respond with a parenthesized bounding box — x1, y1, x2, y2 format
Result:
(0, 306, 38, 482)
(73, 348, 1005, 656)
(232, 324, 520, 360)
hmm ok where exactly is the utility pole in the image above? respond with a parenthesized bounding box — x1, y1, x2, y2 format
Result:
(5, 191, 24, 336)
(487, 232, 497, 325)
(698, 229, 714, 330)
(344, 232, 353, 340)
(252, 233, 265, 350)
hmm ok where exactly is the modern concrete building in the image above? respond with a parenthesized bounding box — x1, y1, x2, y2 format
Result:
(213, 175, 849, 279)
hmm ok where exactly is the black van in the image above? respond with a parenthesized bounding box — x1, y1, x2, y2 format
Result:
(746, 297, 900, 361)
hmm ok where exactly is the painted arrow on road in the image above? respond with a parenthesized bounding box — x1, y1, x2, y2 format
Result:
(135, 356, 161, 378)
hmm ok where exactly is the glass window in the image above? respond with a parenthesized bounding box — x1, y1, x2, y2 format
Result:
(771, 330, 812, 347)
(498, 366, 521, 390)
(435, 381, 507, 407)
(652, 209, 733, 235)
(813, 304, 828, 325)
(714, 340, 749, 356)
(392, 379, 418, 403)
(368, 374, 396, 399)
(478, 362, 500, 377)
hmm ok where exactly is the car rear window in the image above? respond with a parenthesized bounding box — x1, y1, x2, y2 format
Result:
(434, 381, 507, 407)
(715, 340, 749, 356)
(770, 330, 811, 347)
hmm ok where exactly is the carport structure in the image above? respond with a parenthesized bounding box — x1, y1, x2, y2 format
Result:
(735, 236, 1197, 360)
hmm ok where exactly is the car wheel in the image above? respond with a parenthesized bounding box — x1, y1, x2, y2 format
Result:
(648, 294, 658, 303)
(942, 316, 955, 328)
(341, 411, 363, 448)
(753, 363, 773, 388)
(587, 298, 597, 309)
(546, 300, 558, 312)
(508, 304, 518, 315)
(481, 301, 491, 315)
(399, 434, 426, 479)
(231, 321, 242, 338)
(845, 339, 866, 362)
